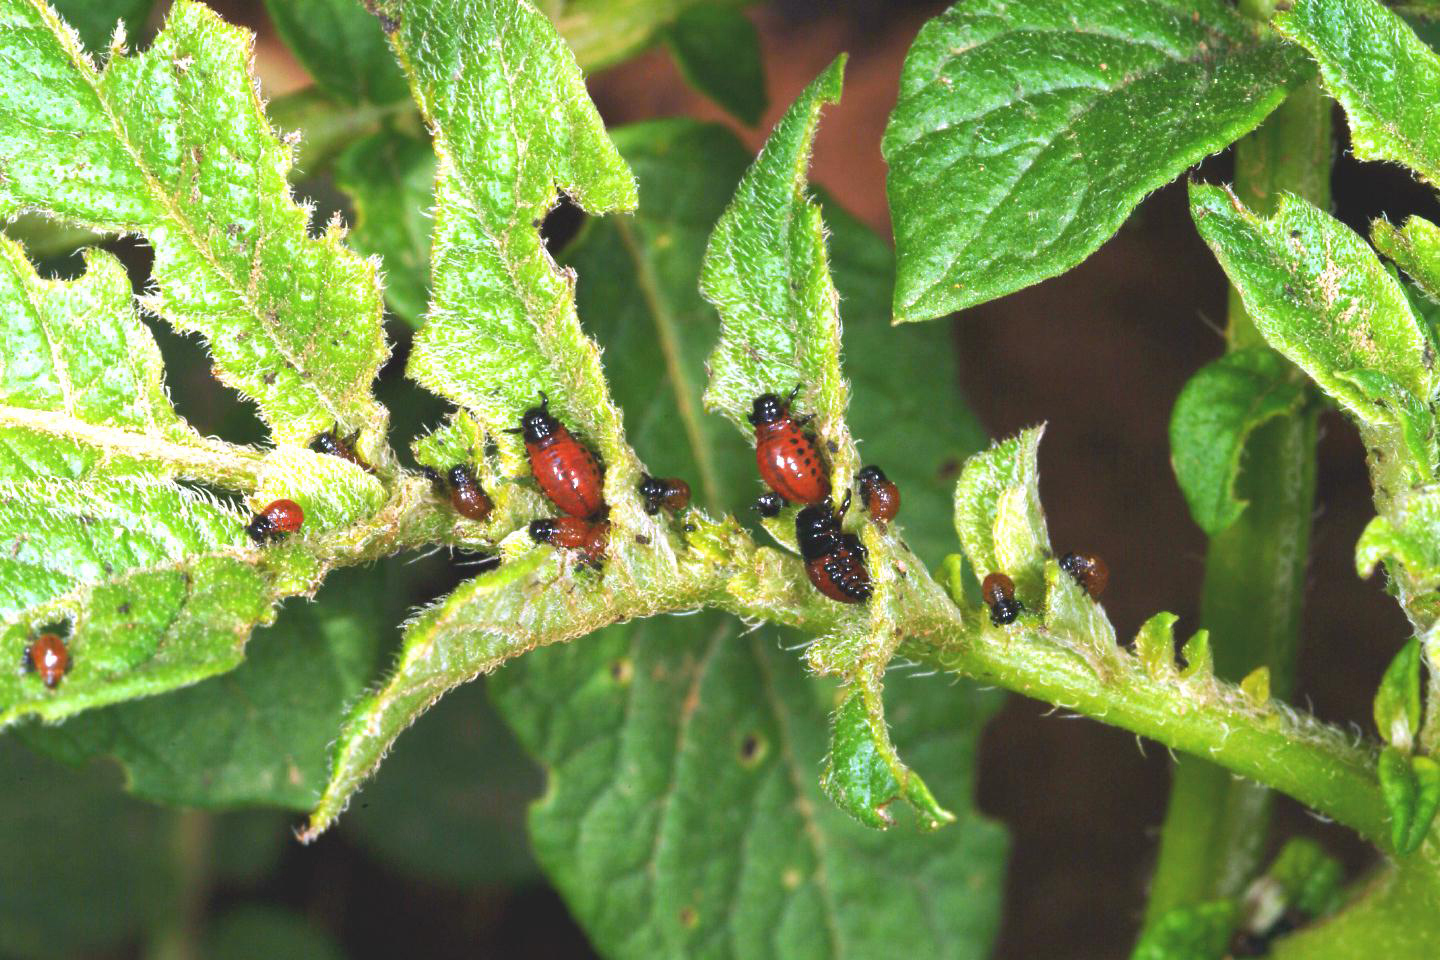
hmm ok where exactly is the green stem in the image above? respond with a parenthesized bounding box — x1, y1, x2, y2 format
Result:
(143, 809, 212, 960)
(1144, 76, 1333, 925)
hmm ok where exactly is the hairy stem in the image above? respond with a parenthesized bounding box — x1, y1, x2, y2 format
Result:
(1144, 75, 1332, 924)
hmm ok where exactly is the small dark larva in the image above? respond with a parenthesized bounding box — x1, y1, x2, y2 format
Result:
(1059, 551, 1109, 599)
(309, 428, 370, 471)
(446, 465, 494, 522)
(856, 465, 900, 523)
(754, 491, 785, 518)
(23, 632, 70, 689)
(982, 572, 1022, 626)
(246, 499, 304, 544)
(638, 474, 692, 514)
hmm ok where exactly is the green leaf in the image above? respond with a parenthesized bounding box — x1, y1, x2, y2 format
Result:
(1377, 745, 1440, 854)
(662, 4, 767, 126)
(569, 117, 985, 560)
(1373, 216, 1440, 305)
(263, 0, 409, 104)
(205, 905, 347, 960)
(1276, 0, 1440, 184)
(393, 0, 639, 476)
(302, 537, 709, 839)
(701, 57, 850, 451)
(821, 684, 953, 830)
(333, 132, 434, 327)
(1189, 184, 1439, 426)
(491, 618, 1007, 960)
(347, 676, 542, 887)
(0, 236, 260, 485)
(563, 119, 758, 516)
(1375, 637, 1424, 750)
(0, 0, 391, 446)
(882, 0, 1308, 321)
(50, 0, 156, 52)
(18, 564, 389, 809)
(1170, 348, 1308, 535)
(552, 0, 752, 72)
(953, 426, 1051, 602)
(1131, 900, 1236, 960)
(0, 737, 175, 959)
(1135, 611, 1180, 681)
(0, 477, 276, 727)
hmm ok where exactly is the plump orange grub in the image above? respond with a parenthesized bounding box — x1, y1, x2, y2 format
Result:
(23, 633, 70, 689)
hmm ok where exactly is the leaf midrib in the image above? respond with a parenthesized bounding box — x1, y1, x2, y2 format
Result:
(612, 216, 721, 510)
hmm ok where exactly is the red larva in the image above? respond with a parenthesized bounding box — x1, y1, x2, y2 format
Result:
(529, 516, 610, 567)
(513, 394, 605, 520)
(23, 632, 70, 689)
(794, 495, 872, 604)
(856, 465, 900, 523)
(246, 499, 304, 544)
(749, 388, 829, 508)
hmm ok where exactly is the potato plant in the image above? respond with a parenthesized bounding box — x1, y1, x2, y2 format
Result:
(2, 0, 1440, 957)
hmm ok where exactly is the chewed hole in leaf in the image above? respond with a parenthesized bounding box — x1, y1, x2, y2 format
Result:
(737, 730, 768, 767)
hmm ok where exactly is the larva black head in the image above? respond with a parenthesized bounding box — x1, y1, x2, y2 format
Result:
(754, 491, 785, 517)
(638, 474, 667, 515)
(528, 519, 558, 545)
(794, 500, 842, 561)
(748, 393, 787, 427)
(309, 431, 343, 457)
(245, 514, 275, 543)
(448, 465, 475, 489)
(517, 393, 559, 443)
(857, 465, 887, 489)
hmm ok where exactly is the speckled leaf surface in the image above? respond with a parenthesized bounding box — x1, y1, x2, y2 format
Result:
(954, 426, 1051, 602)
(883, 0, 1307, 321)
(393, 0, 639, 475)
(491, 617, 1007, 960)
(0, 236, 260, 486)
(1189, 184, 1439, 428)
(19, 564, 390, 809)
(0, 476, 275, 727)
(1277, 0, 1440, 184)
(0, 0, 390, 444)
(700, 57, 850, 454)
